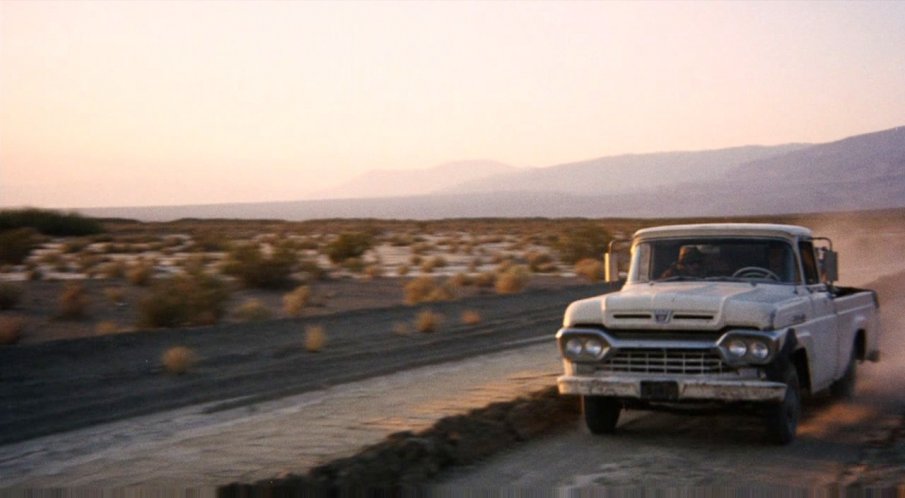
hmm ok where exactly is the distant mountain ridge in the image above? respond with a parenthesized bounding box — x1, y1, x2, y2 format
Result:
(80, 125, 905, 221)
(315, 160, 519, 199)
(443, 144, 809, 196)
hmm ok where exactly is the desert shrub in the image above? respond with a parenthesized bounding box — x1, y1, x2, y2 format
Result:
(396, 264, 411, 277)
(0, 316, 25, 345)
(461, 310, 482, 326)
(234, 299, 273, 322)
(0, 208, 103, 236)
(420, 256, 447, 274)
(305, 325, 327, 352)
(127, 260, 155, 286)
(224, 244, 296, 289)
(0, 282, 24, 310)
(162, 346, 197, 375)
(139, 273, 229, 328)
(404, 276, 453, 305)
(58, 282, 90, 319)
(449, 272, 473, 288)
(495, 266, 530, 295)
(555, 224, 612, 265)
(0, 228, 39, 265)
(415, 310, 442, 333)
(325, 232, 372, 263)
(282, 285, 311, 317)
(526, 251, 557, 273)
(574, 258, 605, 282)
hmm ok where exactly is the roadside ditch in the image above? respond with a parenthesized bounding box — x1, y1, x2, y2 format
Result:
(219, 386, 580, 495)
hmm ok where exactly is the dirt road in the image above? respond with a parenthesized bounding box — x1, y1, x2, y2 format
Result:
(437, 224, 905, 489)
(0, 282, 608, 445)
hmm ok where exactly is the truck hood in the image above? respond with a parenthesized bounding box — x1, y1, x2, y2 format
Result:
(565, 282, 805, 331)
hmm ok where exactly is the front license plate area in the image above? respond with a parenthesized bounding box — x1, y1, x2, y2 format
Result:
(641, 381, 679, 401)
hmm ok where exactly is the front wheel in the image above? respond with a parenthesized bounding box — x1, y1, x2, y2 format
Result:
(583, 396, 621, 434)
(765, 366, 801, 445)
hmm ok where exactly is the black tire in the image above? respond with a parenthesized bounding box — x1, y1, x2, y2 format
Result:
(583, 396, 621, 435)
(830, 346, 858, 399)
(765, 365, 801, 445)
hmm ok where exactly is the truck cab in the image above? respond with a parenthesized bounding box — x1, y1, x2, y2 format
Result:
(556, 223, 881, 444)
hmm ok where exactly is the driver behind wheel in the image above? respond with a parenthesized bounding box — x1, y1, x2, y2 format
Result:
(660, 246, 706, 278)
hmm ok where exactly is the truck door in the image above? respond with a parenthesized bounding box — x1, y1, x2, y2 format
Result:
(799, 240, 839, 391)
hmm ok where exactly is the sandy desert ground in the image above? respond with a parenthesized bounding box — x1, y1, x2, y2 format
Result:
(2, 211, 904, 490)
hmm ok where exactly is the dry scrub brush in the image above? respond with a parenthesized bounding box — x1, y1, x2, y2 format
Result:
(282, 285, 311, 317)
(139, 272, 229, 328)
(58, 282, 90, 319)
(415, 310, 442, 333)
(224, 243, 297, 289)
(162, 346, 197, 375)
(495, 266, 530, 295)
(574, 258, 605, 282)
(403, 276, 454, 305)
(305, 325, 327, 352)
(460, 310, 482, 326)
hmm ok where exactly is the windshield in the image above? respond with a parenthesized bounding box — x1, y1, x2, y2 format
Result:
(629, 238, 800, 284)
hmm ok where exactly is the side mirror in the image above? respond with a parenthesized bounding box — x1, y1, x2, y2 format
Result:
(820, 249, 839, 284)
(605, 251, 619, 283)
(605, 239, 629, 283)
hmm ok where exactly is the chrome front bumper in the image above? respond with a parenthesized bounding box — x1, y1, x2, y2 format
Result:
(558, 374, 787, 402)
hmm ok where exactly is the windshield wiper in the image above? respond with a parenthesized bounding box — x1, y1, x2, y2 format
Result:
(655, 276, 704, 282)
(704, 276, 749, 282)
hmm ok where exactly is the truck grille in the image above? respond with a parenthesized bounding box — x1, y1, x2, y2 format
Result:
(599, 348, 728, 375)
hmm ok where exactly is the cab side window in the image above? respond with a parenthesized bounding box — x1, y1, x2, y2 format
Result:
(799, 241, 820, 285)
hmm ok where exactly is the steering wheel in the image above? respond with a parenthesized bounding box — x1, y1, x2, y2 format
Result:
(732, 266, 781, 281)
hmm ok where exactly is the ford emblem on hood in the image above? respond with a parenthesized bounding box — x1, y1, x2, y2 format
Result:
(654, 310, 672, 323)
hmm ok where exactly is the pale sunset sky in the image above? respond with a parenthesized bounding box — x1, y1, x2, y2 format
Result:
(2, 1, 904, 208)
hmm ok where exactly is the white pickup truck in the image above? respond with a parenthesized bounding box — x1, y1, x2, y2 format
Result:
(556, 223, 881, 444)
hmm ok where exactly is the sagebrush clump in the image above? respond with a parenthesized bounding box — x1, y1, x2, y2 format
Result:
(305, 325, 327, 352)
(58, 282, 90, 319)
(415, 310, 442, 333)
(574, 258, 605, 282)
(223, 243, 297, 289)
(282, 285, 311, 317)
(494, 266, 530, 294)
(162, 346, 197, 375)
(404, 276, 454, 305)
(325, 232, 373, 263)
(139, 273, 229, 328)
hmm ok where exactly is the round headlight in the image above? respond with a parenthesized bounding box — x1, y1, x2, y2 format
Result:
(565, 338, 583, 357)
(727, 339, 748, 357)
(748, 341, 770, 360)
(585, 339, 604, 357)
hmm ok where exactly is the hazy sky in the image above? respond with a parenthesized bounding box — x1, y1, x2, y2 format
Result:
(2, 1, 905, 208)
